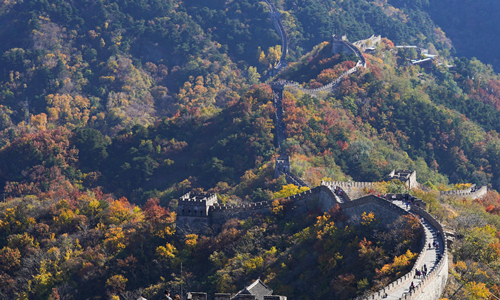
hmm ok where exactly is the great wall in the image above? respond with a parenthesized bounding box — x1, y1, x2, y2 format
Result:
(264, 0, 288, 71)
(177, 168, 487, 299)
(177, 180, 455, 300)
(271, 35, 367, 96)
(175, 1, 488, 299)
(265, 1, 371, 188)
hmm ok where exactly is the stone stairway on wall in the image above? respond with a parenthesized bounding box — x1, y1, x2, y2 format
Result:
(179, 192, 449, 299)
(271, 81, 309, 188)
(265, 0, 369, 187)
(263, 0, 288, 71)
(263, 11, 450, 298)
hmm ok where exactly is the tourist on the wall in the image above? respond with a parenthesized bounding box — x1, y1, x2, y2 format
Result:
(164, 290, 172, 300)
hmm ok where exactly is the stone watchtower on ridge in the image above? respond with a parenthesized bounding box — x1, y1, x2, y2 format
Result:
(176, 192, 218, 234)
(178, 192, 217, 216)
(387, 169, 419, 189)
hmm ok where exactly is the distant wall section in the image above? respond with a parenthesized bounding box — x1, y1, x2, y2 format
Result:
(440, 185, 487, 199)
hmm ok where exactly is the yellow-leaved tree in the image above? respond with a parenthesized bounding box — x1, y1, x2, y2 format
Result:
(273, 184, 310, 199)
(156, 242, 177, 260)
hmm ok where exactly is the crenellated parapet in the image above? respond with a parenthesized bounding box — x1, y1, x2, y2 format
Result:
(209, 201, 272, 212)
(351, 196, 447, 300)
(398, 206, 448, 300)
(322, 180, 373, 200)
(440, 185, 487, 199)
(177, 187, 449, 299)
(322, 180, 375, 189)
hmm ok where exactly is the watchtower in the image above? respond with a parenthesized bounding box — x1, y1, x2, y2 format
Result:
(178, 192, 218, 217)
(274, 155, 291, 178)
(387, 170, 418, 189)
(176, 192, 217, 234)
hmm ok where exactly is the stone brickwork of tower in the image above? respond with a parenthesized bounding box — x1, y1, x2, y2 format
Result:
(178, 192, 217, 217)
(387, 170, 419, 189)
(176, 192, 218, 234)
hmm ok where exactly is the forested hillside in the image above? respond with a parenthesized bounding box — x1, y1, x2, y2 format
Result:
(1, 0, 500, 299)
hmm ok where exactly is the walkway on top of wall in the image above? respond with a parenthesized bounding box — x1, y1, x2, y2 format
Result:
(385, 201, 444, 299)
(325, 184, 346, 203)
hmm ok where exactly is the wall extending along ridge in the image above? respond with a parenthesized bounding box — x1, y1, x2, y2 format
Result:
(183, 2, 449, 297)
(353, 35, 381, 51)
(291, 65, 361, 95)
(210, 201, 273, 227)
(263, 0, 288, 70)
(322, 180, 373, 200)
(286, 38, 365, 95)
(400, 206, 448, 300)
(177, 182, 448, 299)
(323, 181, 375, 189)
(440, 185, 487, 199)
(278, 190, 447, 300)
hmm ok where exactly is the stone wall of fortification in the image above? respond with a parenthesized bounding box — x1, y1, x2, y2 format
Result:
(353, 199, 447, 300)
(284, 186, 343, 215)
(408, 171, 418, 189)
(210, 201, 273, 227)
(340, 195, 420, 228)
(399, 206, 448, 300)
(206, 185, 345, 228)
(324, 181, 375, 189)
(440, 185, 487, 199)
(286, 36, 367, 96)
(353, 35, 382, 51)
(264, 0, 288, 70)
(322, 181, 372, 200)
(292, 65, 361, 94)
(440, 184, 475, 195)
(177, 187, 448, 299)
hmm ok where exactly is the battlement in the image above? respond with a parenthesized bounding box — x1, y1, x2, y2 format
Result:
(180, 192, 217, 203)
(322, 181, 375, 188)
(285, 187, 317, 201)
(440, 185, 487, 199)
(176, 187, 449, 300)
(178, 192, 218, 217)
(210, 201, 272, 212)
